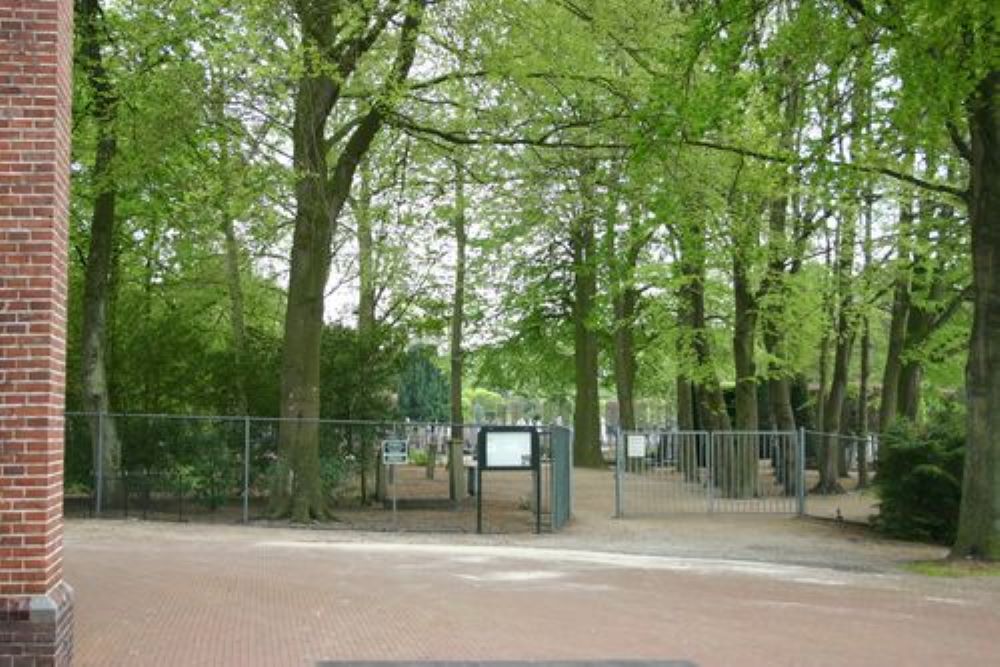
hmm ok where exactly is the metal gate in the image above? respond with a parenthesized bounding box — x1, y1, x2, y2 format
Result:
(614, 430, 805, 516)
(547, 426, 572, 530)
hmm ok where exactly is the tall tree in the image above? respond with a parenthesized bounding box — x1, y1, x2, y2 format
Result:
(816, 210, 856, 494)
(272, 0, 426, 520)
(954, 67, 1000, 559)
(571, 165, 605, 467)
(448, 158, 467, 500)
(76, 0, 122, 485)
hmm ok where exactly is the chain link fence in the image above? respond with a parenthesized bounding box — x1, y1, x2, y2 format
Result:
(65, 412, 572, 534)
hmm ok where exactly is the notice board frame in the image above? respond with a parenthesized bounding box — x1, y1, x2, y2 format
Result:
(475, 426, 542, 534)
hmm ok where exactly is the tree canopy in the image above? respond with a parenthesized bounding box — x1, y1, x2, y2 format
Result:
(65, 0, 998, 555)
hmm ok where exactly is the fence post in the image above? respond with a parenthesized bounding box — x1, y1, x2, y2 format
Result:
(567, 427, 574, 519)
(707, 432, 715, 513)
(614, 428, 623, 518)
(95, 411, 104, 517)
(243, 416, 250, 524)
(797, 427, 806, 516)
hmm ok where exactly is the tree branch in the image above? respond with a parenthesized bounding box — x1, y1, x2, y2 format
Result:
(685, 138, 969, 201)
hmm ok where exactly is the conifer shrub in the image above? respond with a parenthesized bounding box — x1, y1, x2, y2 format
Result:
(872, 408, 965, 544)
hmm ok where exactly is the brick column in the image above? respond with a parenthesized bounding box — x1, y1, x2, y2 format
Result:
(0, 0, 75, 665)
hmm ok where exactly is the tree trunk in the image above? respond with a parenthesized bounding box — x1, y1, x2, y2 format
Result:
(732, 252, 758, 431)
(676, 375, 697, 480)
(449, 160, 467, 500)
(78, 0, 122, 489)
(676, 376, 695, 431)
(357, 167, 376, 339)
(953, 70, 1000, 560)
(222, 217, 249, 415)
(678, 224, 730, 433)
(612, 288, 638, 432)
(603, 165, 641, 435)
(857, 192, 873, 489)
(878, 204, 913, 432)
(815, 227, 834, 436)
(728, 243, 758, 498)
(678, 222, 731, 492)
(354, 162, 376, 502)
(896, 202, 938, 423)
(896, 355, 924, 422)
(816, 215, 856, 494)
(758, 79, 801, 493)
(571, 170, 604, 468)
(762, 193, 797, 437)
(272, 1, 424, 521)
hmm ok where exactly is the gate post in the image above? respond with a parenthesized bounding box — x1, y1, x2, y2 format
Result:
(243, 416, 251, 523)
(614, 429, 623, 518)
(707, 432, 715, 513)
(796, 427, 806, 515)
(568, 427, 574, 518)
(95, 411, 104, 516)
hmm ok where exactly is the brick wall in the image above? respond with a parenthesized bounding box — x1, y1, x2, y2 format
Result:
(0, 0, 75, 664)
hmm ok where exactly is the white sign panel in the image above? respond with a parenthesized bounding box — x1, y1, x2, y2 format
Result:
(382, 439, 408, 465)
(627, 434, 647, 458)
(486, 431, 533, 468)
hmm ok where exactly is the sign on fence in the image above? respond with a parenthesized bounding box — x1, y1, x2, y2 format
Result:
(382, 439, 408, 465)
(478, 428, 538, 470)
(627, 434, 647, 458)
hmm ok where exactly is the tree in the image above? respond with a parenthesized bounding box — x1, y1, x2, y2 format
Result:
(272, 0, 426, 521)
(448, 158, 468, 499)
(954, 67, 999, 559)
(76, 0, 122, 485)
(398, 344, 449, 422)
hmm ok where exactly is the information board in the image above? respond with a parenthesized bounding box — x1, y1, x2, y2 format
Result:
(475, 426, 542, 534)
(486, 431, 532, 468)
(382, 439, 408, 465)
(476, 427, 539, 470)
(627, 434, 647, 458)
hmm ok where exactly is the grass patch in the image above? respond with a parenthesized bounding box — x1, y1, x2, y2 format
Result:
(904, 560, 1000, 578)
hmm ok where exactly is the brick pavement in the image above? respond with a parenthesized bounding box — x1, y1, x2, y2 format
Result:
(64, 521, 1000, 667)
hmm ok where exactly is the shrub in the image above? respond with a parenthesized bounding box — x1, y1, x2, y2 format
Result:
(408, 448, 429, 467)
(320, 455, 355, 498)
(872, 409, 965, 544)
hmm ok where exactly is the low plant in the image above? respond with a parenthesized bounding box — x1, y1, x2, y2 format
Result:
(872, 408, 965, 544)
(408, 448, 429, 466)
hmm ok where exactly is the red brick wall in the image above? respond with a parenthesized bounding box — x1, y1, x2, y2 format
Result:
(0, 0, 74, 599)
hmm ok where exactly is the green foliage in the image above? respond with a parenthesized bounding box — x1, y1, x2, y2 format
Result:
(873, 409, 966, 544)
(904, 560, 1000, 578)
(320, 455, 355, 499)
(58, 0, 986, 524)
(397, 344, 449, 422)
(408, 448, 429, 466)
(320, 324, 405, 421)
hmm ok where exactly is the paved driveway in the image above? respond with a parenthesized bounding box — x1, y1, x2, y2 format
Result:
(65, 521, 999, 666)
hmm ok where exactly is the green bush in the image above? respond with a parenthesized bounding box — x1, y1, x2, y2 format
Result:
(320, 455, 355, 497)
(872, 409, 965, 544)
(408, 448, 429, 467)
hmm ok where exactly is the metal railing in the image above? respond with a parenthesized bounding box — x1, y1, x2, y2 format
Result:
(611, 428, 880, 519)
(614, 429, 804, 516)
(65, 412, 571, 533)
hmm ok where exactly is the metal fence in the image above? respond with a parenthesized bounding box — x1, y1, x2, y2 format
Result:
(614, 430, 804, 516)
(611, 428, 881, 519)
(549, 426, 573, 530)
(64, 412, 572, 534)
